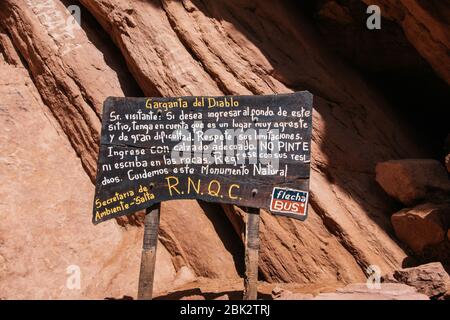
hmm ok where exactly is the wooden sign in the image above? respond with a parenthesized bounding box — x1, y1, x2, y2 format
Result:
(92, 92, 313, 224)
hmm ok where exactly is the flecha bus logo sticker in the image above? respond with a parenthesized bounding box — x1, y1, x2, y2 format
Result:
(270, 187, 309, 220)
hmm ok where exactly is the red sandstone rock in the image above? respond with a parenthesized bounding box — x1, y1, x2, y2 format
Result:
(271, 287, 314, 300)
(392, 262, 450, 299)
(1, 0, 251, 290)
(0, 1, 138, 179)
(0, 0, 447, 299)
(272, 283, 428, 300)
(0, 48, 177, 298)
(314, 283, 429, 300)
(159, 201, 241, 280)
(391, 203, 449, 254)
(0, 2, 238, 298)
(376, 159, 450, 205)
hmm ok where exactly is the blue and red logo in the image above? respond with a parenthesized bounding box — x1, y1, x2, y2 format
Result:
(270, 187, 309, 217)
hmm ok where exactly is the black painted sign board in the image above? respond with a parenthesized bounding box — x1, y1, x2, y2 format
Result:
(92, 92, 313, 224)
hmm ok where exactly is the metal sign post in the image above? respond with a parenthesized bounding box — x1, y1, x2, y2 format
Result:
(243, 207, 260, 300)
(137, 204, 160, 300)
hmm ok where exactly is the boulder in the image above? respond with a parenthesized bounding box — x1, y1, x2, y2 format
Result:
(376, 159, 450, 205)
(392, 262, 450, 299)
(391, 203, 449, 254)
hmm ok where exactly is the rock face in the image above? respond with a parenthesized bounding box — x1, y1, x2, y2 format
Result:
(0, 0, 448, 299)
(0, 0, 137, 180)
(361, 0, 450, 86)
(376, 159, 450, 206)
(1, 1, 248, 296)
(392, 263, 450, 299)
(0, 1, 241, 298)
(376, 159, 450, 266)
(0, 42, 177, 298)
(159, 201, 242, 280)
(391, 203, 450, 254)
(301, 0, 450, 158)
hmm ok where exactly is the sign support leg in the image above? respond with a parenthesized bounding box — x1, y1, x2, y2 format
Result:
(243, 207, 260, 300)
(137, 204, 160, 300)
